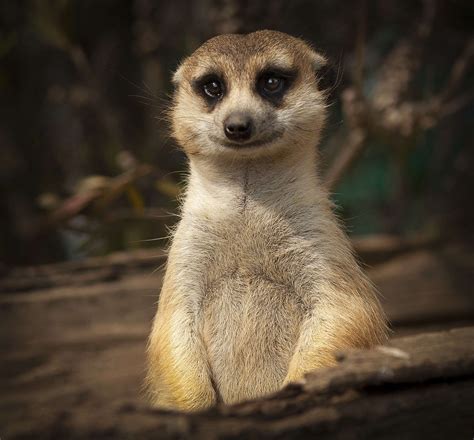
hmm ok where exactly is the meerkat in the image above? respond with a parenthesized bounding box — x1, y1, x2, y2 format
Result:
(146, 30, 388, 412)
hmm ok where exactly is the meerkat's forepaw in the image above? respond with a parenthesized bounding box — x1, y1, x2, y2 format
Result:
(149, 386, 217, 413)
(181, 388, 217, 412)
(283, 352, 339, 388)
(282, 374, 306, 388)
(282, 364, 307, 387)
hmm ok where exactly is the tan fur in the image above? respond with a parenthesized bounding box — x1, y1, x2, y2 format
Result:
(146, 30, 388, 412)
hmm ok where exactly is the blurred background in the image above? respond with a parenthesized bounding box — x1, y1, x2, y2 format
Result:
(1, 1, 474, 438)
(1, 0, 472, 267)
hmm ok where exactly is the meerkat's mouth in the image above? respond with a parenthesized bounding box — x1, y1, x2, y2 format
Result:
(215, 131, 284, 149)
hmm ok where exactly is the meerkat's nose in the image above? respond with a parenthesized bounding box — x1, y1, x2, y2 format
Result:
(224, 113, 253, 142)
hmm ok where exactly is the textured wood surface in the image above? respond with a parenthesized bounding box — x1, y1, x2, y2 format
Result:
(1, 244, 473, 439)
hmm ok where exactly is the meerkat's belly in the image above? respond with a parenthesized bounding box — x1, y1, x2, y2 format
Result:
(202, 272, 304, 404)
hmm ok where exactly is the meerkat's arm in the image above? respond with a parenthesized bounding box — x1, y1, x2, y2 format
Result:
(146, 269, 216, 412)
(283, 282, 387, 385)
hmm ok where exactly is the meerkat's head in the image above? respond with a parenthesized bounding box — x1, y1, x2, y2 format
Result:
(170, 30, 331, 160)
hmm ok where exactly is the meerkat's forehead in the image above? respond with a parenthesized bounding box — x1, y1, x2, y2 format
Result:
(174, 30, 326, 83)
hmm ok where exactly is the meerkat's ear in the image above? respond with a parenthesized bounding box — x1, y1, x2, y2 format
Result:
(311, 51, 328, 70)
(311, 51, 337, 92)
(172, 64, 185, 86)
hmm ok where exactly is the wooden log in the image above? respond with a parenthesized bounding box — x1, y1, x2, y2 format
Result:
(2, 328, 473, 439)
(1, 245, 473, 439)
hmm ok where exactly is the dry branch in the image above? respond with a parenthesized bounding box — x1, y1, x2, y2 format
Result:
(323, 2, 473, 191)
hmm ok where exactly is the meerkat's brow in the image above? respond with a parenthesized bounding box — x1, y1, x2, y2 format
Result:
(193, 70, 223, 84)
(258, 63, 298, 78)
(257, 50, 294, 68)
(190, 58, 224, 82)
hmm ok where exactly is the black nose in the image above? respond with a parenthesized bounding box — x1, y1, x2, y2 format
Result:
(224, 113, 253, 142)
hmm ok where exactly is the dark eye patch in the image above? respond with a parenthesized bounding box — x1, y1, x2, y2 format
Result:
(193, 73, 226, 108)
(256, 67, 297, 106)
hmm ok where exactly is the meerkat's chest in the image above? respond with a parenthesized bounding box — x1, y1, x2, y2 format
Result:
(184, 211, 311, 403)
(202, 269, 303, 403)
(199, 210, 308, 292)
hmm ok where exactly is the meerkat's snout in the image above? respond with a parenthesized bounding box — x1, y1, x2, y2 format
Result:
(223, 112, 253, 142)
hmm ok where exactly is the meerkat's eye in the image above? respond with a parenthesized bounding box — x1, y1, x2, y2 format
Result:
(256, 69, 295, 104)
(202, 79, 223, 99)
(194, 74, 225, 106)
(261, 75, 284, 93)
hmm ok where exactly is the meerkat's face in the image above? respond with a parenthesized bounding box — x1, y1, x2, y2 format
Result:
(171, 30, 330, 160)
